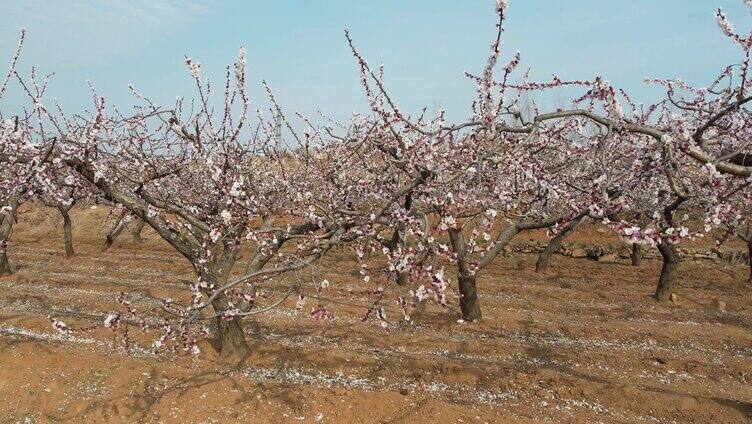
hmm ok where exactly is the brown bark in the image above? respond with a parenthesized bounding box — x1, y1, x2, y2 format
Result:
(103, 214, 128, 252)
(631, 243, 642, 267)
(389, 222, 409, 286)
(535, 216, 584, 273)
(458, 272, 481, 321)
(0, 196, 20, 276)
(654, 241, 679, 302)
(131, 218, 145, 244)
(202, 250, 248, 361)
(395, 271, 409, 286)
(59, 205, 74, 257)
(448, 227, 489, 321)
(654, 197, 684, 302)
(210, 291, 248, 361)
(747, 240, 752, 284)
(0, 251, 9, 276)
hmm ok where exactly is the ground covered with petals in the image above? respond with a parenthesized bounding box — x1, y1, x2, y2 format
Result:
(1, 209, 750, 423)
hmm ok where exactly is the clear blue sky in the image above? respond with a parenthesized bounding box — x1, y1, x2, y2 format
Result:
(1, 0, 750, 127)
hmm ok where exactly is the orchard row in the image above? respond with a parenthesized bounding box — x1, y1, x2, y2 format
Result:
(1, 0, 751, 359)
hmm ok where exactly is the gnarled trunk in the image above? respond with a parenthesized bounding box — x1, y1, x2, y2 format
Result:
(458, 272, 481, 321)
(59, 206, 74, 257)
(631, 243, 642, 267)
(654, 241, 679, 301)
(536, 216, 583, 273)
(201, 253, 248, 361)
(210, 291, 248, 360)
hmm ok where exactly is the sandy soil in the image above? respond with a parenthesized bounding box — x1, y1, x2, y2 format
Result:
(0, 207, 751, 423)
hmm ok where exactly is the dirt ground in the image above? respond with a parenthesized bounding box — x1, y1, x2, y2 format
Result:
(0, 207, 751, 423)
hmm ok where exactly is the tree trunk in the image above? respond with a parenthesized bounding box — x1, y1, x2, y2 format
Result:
(131, 219, 145, 244)
(59, 206, 74, 258)
(103, 215, 128, 252)
(458, 272, 482, 321)
(387, 220, 409, 286)
(0, 201, 18, 276)
(202, 256, 247, 361)
(212, 294, 248, 360)
(0, 250, 9, 276)
(447, 227, 483, 321)
(536, 216, 583, 273)
(747, 240, 752, 284)
(392, 225, 408, 286)
(631, 243, 642, 267)
(654, 241, 679, 302)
